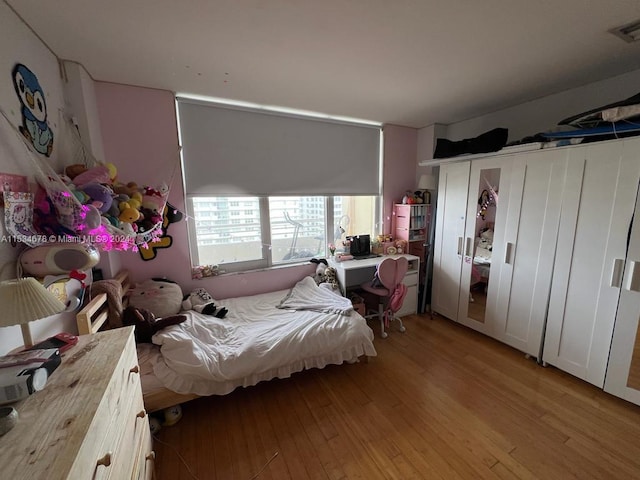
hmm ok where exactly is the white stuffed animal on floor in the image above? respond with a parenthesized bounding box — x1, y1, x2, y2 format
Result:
(149, 404, 183, 435)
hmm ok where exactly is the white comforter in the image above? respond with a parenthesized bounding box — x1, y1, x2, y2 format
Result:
(150, 277, 377, 396)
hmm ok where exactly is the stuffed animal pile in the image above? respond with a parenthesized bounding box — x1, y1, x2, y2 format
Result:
(124, 278, 186, 343)
(127, 279, 230, 329)
(33, 162, 169, 243)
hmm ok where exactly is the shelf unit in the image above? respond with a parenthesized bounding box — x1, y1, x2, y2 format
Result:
(393, 203, 431, 298)
(392, 203, 431, 258)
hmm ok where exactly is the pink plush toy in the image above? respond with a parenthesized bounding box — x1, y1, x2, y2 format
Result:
(72, 165, 111, 187)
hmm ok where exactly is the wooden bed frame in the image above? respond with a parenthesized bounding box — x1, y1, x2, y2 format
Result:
(76, 270, 131, 335)
(75, 270, 199, 412)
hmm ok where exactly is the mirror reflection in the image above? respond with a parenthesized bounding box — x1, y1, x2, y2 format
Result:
(468, 168, 500, 322)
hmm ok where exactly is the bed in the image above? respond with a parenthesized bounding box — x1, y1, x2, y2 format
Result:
(471, 227, 493, 287)
(76, 271, 377, 412)
(472, 246, 492, 282)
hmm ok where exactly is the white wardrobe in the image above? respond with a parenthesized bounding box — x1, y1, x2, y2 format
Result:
(544, 140, 640, 388)
(432, 147, 568, 358)
(431, 136, 640, 404)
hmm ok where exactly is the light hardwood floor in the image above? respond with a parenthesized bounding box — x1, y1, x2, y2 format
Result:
(154, 314, 640, 480)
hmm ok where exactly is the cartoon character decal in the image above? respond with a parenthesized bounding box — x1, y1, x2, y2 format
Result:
(12, 63, 54, 157)
(4, 191, 38, 242)
(138, 202, 183, 261)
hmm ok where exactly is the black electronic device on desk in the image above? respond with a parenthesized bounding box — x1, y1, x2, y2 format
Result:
(347, 234, 380, 260)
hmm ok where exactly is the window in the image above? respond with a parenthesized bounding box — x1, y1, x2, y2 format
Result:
(188, 195, 380, 272)
(177, 96, 382, 273)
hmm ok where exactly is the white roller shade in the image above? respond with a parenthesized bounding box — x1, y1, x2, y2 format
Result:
(177, 98, 381, 196)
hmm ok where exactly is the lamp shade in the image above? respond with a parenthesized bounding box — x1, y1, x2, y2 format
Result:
(418, 174, 437, 190)
(0, 278, 66, 336)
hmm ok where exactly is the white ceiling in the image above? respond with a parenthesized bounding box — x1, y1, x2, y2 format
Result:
(7, 0, 640, 128)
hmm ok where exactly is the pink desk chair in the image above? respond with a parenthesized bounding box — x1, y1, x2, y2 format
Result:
(360, 257, 408, 338)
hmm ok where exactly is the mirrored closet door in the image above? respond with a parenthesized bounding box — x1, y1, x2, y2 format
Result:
(457, 156, 512, 336)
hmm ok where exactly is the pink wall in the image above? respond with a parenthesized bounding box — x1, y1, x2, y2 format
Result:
(95, 82, 193, 286)
(94, 82, 317, 298)
(382, 124, 418, 235)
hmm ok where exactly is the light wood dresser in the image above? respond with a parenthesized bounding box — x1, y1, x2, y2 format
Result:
(0, 327, 155, 479)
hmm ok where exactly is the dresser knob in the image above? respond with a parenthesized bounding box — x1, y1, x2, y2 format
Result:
(96, 452, 112, 467)
(129, 365, 140, 374)
(137, 409, 147, 418)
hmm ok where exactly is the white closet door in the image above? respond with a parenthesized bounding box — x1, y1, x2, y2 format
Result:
(457, 155, 513, 335)
(544, 138, 640, 387)
(491, 148, 569, 358)
(432, 161, 470, 321)
(604, 181, 640, 405)
(605, 184, 640, 405)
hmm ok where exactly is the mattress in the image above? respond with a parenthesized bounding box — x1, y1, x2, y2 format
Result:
(139, 278, 377, 397)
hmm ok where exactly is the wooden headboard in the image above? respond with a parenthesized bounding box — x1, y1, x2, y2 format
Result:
(76, 270, 131, 335)
(75, 269, 201, 412)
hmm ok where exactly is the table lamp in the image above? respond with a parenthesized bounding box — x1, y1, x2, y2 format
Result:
(0, 277, 66, 348)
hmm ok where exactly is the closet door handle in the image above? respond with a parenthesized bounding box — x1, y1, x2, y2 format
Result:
(457, 237, 463, 256)
(504, 242, 513, 265)
(611, 258, 624, 288)
(465, 237, 472, 257)
(628, 261, 640, 292)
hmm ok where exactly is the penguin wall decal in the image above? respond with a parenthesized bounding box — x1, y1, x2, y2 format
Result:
(12, 63, 54, 157)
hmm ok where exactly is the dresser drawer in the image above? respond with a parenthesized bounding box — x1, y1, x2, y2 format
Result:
(93, 339, 144, 479)
(94, 391, 146, 479)
(132, 423, 155, 480)
(395, 212, 410, 229)
(103, 334, 140, 417)
(70, 333, 141, 478)
(403, 271, 419, 287)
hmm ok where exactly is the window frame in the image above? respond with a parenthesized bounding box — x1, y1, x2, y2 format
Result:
(186, 195, 380, 274)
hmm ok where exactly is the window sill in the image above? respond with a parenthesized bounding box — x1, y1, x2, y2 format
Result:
(194, 260, 316, 279)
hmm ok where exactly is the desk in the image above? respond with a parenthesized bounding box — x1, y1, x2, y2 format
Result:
(329, 254, 420, 317)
